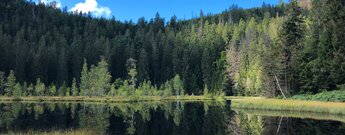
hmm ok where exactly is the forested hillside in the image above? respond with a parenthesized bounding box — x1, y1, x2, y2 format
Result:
(0, 0, 344, 97)
(227, 0, 345, 97)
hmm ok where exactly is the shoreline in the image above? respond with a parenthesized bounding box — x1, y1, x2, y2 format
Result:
(0, 96, 216, 103)
(1, 96, 345, 115)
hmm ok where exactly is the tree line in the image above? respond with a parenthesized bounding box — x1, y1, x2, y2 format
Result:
(0, 57, 187, 97)
(0, 0, 283, 96)
(0, 0, 344, 97)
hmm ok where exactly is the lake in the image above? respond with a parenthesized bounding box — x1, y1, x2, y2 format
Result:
(0, 101, 344, 135)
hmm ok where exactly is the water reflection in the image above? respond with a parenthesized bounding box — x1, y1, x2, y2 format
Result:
(0, 101, 344, 134)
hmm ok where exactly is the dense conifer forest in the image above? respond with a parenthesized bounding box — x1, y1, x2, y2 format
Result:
(0, 0, 344, 98)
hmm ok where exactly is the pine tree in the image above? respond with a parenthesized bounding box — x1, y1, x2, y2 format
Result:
(5, 70, 16, 96)
(202, 47, 213, 90)
(58, 82, 67, 96)
(277, 0, 305, 95)
(80, 59, 89, 96)
(22, 82, 28, 96)
(137, 49, 149, 84)
(13, 83, 22, 97)
(71, 78, 78, 96)
(65, 87, 70, 96)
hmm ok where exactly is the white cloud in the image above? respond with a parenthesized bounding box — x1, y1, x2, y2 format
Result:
(70, 0, 112, 18)
(37, 0, 62, 8)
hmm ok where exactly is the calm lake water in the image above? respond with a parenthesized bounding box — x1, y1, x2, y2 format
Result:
(0, 101, 344, 135)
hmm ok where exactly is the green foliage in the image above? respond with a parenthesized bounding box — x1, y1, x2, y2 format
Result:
(80, 59, 89, 96)
(228, 16, 284, 97)
(108, 83, 116, 97)
(126, 58, 137, 90)
(80, 58, 111, 97)
(71, 78, 78, 96)
(13, 83, 22, 97)
(22, 82, 28, 96)
(292, 90, 345, 102)
(58, 82, 67, 96)
(65, 87, 70, 96)
(5, 70, 16, 96)
(0, 0, 343, 98)
(137, 80, 154, 96)
(118, 80, 130, 97)
(276, 0, 305, 95)
(237, 111, 263, 135)
(296, 0, 345, 93)
(34, 78, 45, 96)
(172, 74, 184, 96)
(27, 83, 34, 96)
(203, 85, 210, 98)
(91, 57, 112, 96)
(48, 85, 57, 96)
(0, 0, 249, 96)
(0, 71, 4, 95)
(162, 81, 172, 97)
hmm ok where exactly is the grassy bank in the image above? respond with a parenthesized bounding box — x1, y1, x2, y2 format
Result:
(231, 98, 345, 115)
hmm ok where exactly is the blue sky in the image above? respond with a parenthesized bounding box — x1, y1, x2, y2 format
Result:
(30, 0, 285, 22)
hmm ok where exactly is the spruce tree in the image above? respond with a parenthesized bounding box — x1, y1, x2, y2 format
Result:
(13, 83, 22, 97)
(277, 0, 305, 95)
(71, 78, 78, 96)
(80, 59, 89, 96)
(5, 70, 16, 96)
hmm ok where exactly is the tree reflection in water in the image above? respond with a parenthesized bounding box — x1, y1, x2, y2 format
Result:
(0, 101, 344, 134)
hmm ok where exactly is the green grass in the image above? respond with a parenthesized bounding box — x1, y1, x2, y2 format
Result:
(291, 90, 345, 102)
(231, 98, 345, 115)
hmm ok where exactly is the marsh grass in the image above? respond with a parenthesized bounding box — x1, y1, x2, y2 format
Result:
(231, 98, 345, 115)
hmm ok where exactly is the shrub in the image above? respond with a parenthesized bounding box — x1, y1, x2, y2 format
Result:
(292, 90, 345, 102)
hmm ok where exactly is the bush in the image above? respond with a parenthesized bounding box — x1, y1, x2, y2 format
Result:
(292, 90, 345, 102)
